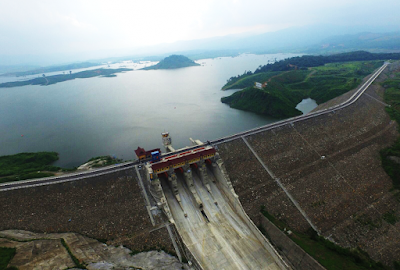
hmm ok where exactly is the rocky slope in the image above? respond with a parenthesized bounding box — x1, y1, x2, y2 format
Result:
(0, 230, 189, 270)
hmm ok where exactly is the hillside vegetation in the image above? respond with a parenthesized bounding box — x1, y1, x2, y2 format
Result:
(380, 66, 400, 189)
(143, 55, 200, 70)
(0, 247, 16, 270)
(221, 60, 383, 118)
(260, 207, 387, 270)
(224, 51, 399, 90)
(0, 152, 63, 183)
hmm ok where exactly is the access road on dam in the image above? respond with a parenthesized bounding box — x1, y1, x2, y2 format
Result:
(0, 62, 388, 192)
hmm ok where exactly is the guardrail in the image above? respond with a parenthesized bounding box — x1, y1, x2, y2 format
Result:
(0, 161, 136, 191)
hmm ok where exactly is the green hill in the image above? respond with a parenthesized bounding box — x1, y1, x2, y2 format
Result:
(221, 60, 383, 118)
(222, 87, 302, 118)
(223, 51, 400, 90)
(143, 55, 200, 70)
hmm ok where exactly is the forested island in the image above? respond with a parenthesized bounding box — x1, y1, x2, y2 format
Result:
(221, 51, 400, 118)
(142, 55, 200, 70)
(0, 68, 132, 88)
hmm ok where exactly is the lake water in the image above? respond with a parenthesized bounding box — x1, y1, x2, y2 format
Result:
(295, 98, 318, 114)
(0, 53, 301, 168)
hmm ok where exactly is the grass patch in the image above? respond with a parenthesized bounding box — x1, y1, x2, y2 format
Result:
(260, 206, 386, 270)
(382, 211, 399, 225)
(60, 238, 86, 269)
(0, 247, 16, 270)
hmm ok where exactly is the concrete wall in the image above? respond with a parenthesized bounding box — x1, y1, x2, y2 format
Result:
(259, 215, 325, 270)
(211, 161, 291, 270)
(170, 224, 203, 270)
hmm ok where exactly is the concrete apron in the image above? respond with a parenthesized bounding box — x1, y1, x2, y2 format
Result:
(160, 161, 289, 270)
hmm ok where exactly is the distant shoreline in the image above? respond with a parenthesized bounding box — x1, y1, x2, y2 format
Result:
(0, 68, 132, 88)
(0, 62, 100, 77)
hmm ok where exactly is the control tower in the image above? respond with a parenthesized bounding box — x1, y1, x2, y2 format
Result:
(162, 132, 175, 152)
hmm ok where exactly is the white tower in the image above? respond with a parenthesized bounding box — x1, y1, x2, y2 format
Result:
(162, 132, 174, 152)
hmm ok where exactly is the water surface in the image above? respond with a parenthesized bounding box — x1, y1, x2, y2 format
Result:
(0, 53, 300, 167)
(296, 98, 318, 114)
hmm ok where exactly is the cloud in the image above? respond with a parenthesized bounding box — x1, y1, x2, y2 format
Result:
(0, 0, 399, 64)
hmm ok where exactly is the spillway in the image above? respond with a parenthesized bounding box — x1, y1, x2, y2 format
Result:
(160, 166, 287, 270)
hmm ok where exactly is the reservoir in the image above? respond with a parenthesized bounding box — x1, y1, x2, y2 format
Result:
(295, 98, 318, 114)
(0, 53, 300, 167)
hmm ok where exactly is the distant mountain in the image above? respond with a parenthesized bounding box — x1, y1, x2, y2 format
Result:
(0, 65, 40, 75)
(127, 24, 400, 59)
(306, 31, 400, 53)
(2, 25, 399, 68)
(142, 55, 200, 70)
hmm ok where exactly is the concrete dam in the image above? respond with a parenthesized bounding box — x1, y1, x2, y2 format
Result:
(1, 62, 399, 269)
(140, 134, 288, 269)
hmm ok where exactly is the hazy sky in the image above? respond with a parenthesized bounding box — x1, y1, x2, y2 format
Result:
(1, 0, 399, 64)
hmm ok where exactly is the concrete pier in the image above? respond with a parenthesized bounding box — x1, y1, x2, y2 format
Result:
(197, 163, 212, 194)
(183, 166, 204, 209)
(168, 171, 183, 210)
(148, 174, 174, 223)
